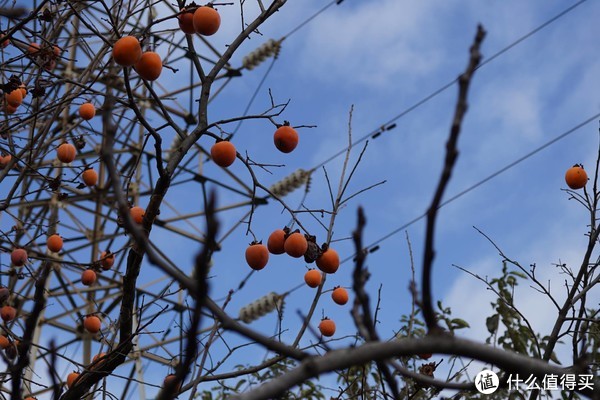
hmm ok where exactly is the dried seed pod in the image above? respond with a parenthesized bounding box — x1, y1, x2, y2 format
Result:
(269, 169, 310, 198)
(239, 292, 284, 323)
(242, 39, 281, 70)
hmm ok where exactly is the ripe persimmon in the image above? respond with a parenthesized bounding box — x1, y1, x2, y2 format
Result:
(5, 89, 23, 108)
(565, 164, 588, 190)
(245, 242, 269, 270)
(4, 103, 17, 114)
(92, 352, 106, 364)
(25, 396, 38, 400)
(79, 102, 96, 120)
(163, 374, 182, 392)
(193, 6, 221, 36)
(134, 51, 163, 81)
(18, 84, 27, 98)
(57, 143, 77, 163)
(0, 33, 9, 48)
(47, 234, 63, 252)
(304, 269, 322, 288)
(210, 141, 236, 167)
(130, 206, 145, 224)
(418, 353, 432, 360)
(267, 229, 286, 254)
(11, 248, 28, 266)
(27, 42, 40, 55)
(331, 286, 348, 305)
(66, 371, 80, 388)
(0, 335, 9, 349)
(81, 269, 97, 286)
(274, 124, 298, 153)
(83, 315, 101, 333)
(178, 8, 196, 34)
(284, 232, 308, 258)
(112, 36, 142, 66)
(0, 286, 8, 301)
(318, 318, 336, 337)
(0, 153, 11, 168)
(82, 168, 98, 187)
(100, 251, 115, 270)
(1, 305, 16, 322)
(316, 247, 339, 274)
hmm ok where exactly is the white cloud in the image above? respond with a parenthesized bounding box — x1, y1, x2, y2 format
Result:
(294, 0, 449, 89)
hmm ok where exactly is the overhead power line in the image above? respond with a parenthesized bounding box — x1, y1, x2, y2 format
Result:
(343, 111, 600, 264)
(312, 0, 588, 171)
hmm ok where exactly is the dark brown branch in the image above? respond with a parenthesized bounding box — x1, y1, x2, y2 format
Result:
(0, 7, 28, 18)
(350, 206, 401, 399)
(422, 24, 486, 333)
(155, 191, 218, 400)
(231, 335, 596, 400)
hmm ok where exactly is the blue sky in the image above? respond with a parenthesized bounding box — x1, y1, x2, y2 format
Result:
(200, 0, 600, 342)
(190, 0, 600, 388)
(2, 0, 600, 397)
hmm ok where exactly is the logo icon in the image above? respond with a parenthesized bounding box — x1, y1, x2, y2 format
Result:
(475, 369, 499, 394)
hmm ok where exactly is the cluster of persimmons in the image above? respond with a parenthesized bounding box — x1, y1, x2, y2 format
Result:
(0, 1, 359, 394)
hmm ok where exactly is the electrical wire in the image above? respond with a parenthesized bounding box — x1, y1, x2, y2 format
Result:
(341, 111, 600, 264)
(311, 0, 588, 171)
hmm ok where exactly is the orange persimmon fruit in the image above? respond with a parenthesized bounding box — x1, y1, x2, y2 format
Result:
(304, 269, 322, 288)
(4, 103, 17, 114)
(193, 6, 221, 36)
(331, 286, 348, 305)
(18, 84, 27, 98)
(130, 206, 145, 224)
(27, 42, 40, 55)
(100, 251, 115, 270)
(66, 371, 80, 388)
(163, 373, 182, 392)
(81, 269, 97, 286)
(273, 124, 299, 153)
(210, 141, 236, 167)
(284, 232, 308, 258)
(57, 143, 77, 163)
(82, 168, 98, 186)
(565, 164, 588, 190)
(245, 242, 269, 270)
(318, 317, 336, 337)
(83, 315, 101, 333)
(0, 33, 9, 48)
(112, 36, 142, 66)
(316, 247, 339, 274)
(1, 305, 16, 322)
(178, 8, 196, 34)
(47, 234, 63, 252)
(134, 51, 163, 81)
(92, 352, 106, 363)
(267, 229, 286, 255)
(79, 102, 96, 120)
(5, 89, 23, 108)
(0, 153, 11, 168)
(11, 248, 28, 266)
